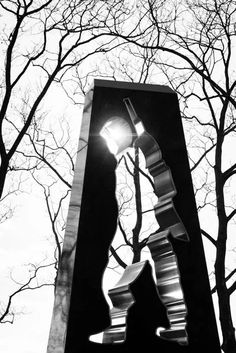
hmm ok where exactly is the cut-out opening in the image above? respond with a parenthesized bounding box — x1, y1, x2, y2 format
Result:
(102, 145, 158, 296)
(100, 117, 134, 155)
(99, 111, 188, 345)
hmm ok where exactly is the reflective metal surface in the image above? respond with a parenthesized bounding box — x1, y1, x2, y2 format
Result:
(133, 103, 189, 344)
(147, 230, 188, 344)
(90, 261, 148, 344)
(91, 98, 189, 345)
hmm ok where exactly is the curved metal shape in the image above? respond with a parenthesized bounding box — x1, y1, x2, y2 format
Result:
(126, 97, 189, 344)
(135, 132, 189, 241)
(91, 97, 189, 345)
(147, 230, 188, 344)
(124, 97, 189, 242)
(103, 261, 148, 344)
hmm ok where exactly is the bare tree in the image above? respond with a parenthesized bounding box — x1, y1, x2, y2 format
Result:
(0, 0, 128, 200)
(0, 261, 56, 324)
(0, 0, 129, 329)
(1, 1, 236, 351)
(0, 110, 77, 323)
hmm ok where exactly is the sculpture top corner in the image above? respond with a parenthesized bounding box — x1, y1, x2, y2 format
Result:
(86, 78, 175, 95)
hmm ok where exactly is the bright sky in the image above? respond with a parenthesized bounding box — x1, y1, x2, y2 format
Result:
(0, 79, 235, 353)
(0, 192, 56, 353)
(0, 2, 236, 352)
(0, 87, 82, 353)
(0, 124, 234, 352)
(1, 76, 236, 353)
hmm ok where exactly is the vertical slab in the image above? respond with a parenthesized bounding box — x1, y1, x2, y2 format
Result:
(47, 80, 221, 353)
(46, 87, 94, 353)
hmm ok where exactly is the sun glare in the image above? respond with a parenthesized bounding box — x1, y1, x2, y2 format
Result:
(100, 117, 133, 155)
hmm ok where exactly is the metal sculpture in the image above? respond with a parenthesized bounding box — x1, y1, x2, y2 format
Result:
(47, 79, 221, 353)
(102, 261, 150, 344)
(92, 98, 188, 345)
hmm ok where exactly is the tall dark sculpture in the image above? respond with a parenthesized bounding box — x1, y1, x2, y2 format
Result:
(47, 80, 221, 353)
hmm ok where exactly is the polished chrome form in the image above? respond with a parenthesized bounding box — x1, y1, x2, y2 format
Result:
(102, 261, 148, 344)
(92, 97, 189, 345)
(130, 97, 189, 344)
(147, 230, 188, 345)
(135, 131, 189, 242)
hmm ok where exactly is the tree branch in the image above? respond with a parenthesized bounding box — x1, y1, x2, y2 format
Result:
(201, 228, 217, 247)
(109, 246, 127, 269)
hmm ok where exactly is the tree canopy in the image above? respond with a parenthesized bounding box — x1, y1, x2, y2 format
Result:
(0, 1, 236, 352)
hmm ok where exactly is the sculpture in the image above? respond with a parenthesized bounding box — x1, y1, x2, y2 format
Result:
(47, 80, 221, 353)
(91, 98, 189, 345)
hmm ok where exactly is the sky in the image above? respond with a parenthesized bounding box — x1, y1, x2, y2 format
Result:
(0, 103, 234, 353)
(0, 86, 82, 352)
(0, 76, 235, 352)
(0, 69, 235, 353)
(0, 192, 56, 353)
(0, 3, 236, 352)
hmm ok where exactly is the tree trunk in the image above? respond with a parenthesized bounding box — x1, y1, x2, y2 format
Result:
(214, 140, 236, 353)
(215, 222, 236, 353)
(132, 147, 142, 264)
(0, 159, 9, 200)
